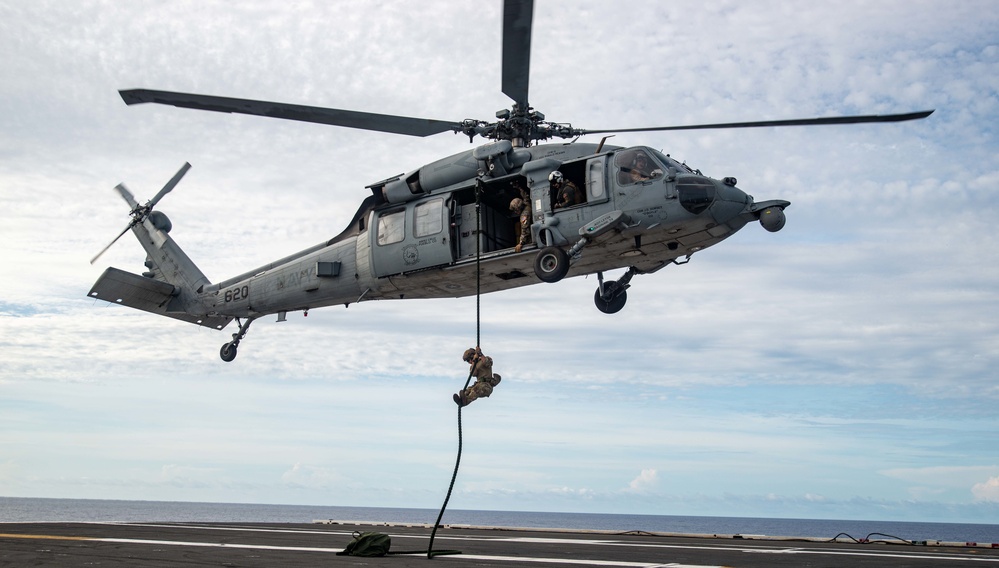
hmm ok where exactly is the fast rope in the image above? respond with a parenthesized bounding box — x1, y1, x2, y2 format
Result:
(427, 180, 485, 559)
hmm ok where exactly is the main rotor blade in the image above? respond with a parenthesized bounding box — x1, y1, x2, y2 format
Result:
(578, 110, 935, 135)
(120, 89, 462, 137)
(90, 222, 134, 265)
(148, 161, 191, 208)
(501, 0, 534, 108)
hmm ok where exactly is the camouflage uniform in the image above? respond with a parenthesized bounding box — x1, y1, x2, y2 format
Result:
(509, 194, 532, 252)
(455, 347, 502, 406)
(554, 180, 582, 208)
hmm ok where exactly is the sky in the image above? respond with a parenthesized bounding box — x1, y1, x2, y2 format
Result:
(1, 0, 998, 525)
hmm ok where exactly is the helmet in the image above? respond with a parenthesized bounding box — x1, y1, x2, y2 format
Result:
(462, 348, 477, 362)
(548, 171, 563, 184)
(509, 197, 523, 211)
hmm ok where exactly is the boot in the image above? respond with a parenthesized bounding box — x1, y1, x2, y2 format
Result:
(515, 243, 522, 253)
(491, 374, 501, 386)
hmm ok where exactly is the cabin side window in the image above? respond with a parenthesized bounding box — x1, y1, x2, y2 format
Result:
(377, 209, 406, 245)
(587, 157, 606, 201)
(414, 198, 444, 237)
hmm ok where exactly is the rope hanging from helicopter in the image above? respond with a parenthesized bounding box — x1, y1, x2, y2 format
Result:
(426, 179, 486, 559)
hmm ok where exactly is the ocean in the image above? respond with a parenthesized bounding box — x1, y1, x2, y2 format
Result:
(1, 497, 996, 545)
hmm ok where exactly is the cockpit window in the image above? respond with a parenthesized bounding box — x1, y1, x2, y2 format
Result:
(614, 148, 664, 185)
(650, 148, 697, 173)
(650, 149, 679, 170)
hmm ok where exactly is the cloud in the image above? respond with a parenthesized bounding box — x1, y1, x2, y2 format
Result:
(972, 477, 999, 503)
(281, 463, 343, 490)
(881, 466, 999, 488)
(159, 464, 222, 489)
(628, 469, 660, 492)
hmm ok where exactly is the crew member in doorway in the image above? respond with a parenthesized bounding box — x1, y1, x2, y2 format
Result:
(550, 171, 582, 209)
(454, 346, 502, 407)
(509, 181, 532, 253)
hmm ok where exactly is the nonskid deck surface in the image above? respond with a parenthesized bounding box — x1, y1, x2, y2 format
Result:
(1, 521, 996, 567)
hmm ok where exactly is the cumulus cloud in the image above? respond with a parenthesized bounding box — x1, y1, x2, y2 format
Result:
(628, 469, 660, 492)
(545, 487, 596, 498)
(972, 476, 999, 503)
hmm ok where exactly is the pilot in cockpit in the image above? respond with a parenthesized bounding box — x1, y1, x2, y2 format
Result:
(619, 150, 664, 184)
(629, 152, 655, 183)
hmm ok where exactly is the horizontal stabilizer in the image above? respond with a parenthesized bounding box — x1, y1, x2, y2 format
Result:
(88, 267, 232, 330)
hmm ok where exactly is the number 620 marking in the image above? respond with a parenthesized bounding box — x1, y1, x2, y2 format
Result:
(224, 285, 249, 303)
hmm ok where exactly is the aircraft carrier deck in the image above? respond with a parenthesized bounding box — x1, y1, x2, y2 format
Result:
(2, 520, 998, 567)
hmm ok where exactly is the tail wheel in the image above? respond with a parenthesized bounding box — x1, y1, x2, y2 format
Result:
(220, 342, 238, 362)
(594, 281, 628, 314)
(534, 246, 570, 283)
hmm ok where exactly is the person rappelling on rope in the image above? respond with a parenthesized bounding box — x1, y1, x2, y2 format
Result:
(453, 346, 502, 406)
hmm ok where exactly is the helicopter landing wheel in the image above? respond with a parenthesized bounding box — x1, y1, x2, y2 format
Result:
(220, 342, 238, 362)
(534, 246, 570, 283)
(594, 281, 628, 314)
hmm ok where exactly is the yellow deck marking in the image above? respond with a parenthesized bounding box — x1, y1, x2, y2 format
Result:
(0, 533, 94, 541)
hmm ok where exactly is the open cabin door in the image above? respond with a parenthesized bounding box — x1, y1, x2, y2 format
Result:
(370, 196, 454, 277)
(454, 178, 520, 259)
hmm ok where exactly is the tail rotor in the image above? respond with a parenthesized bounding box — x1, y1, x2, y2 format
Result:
(90, 162, 191, 264)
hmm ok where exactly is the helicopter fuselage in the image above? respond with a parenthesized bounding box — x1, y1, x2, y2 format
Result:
(196, 141, 787, 320)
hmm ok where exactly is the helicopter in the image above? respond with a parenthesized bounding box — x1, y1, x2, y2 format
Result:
(88, 0, 932, 362)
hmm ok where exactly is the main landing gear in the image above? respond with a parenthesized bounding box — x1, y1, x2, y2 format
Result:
(533, 246, 570, 283)
(532, 228, 588, 284)
(530, 240, 636, 314)
(594, 269, 635, 314)
(220, 316, 256, 362)
(532, 209, 633, 287)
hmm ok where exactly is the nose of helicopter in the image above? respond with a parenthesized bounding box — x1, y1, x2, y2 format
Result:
(710, 178, 789, 233)
(709, 178, 752, 223)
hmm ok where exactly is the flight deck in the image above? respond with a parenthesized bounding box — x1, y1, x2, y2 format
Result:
(2, 520, 997, 567)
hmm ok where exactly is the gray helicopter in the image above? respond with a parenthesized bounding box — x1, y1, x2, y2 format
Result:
(88, 0, 932, 362)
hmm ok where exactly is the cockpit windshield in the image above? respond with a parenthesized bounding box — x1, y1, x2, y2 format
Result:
(649, 149, 688, 172)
